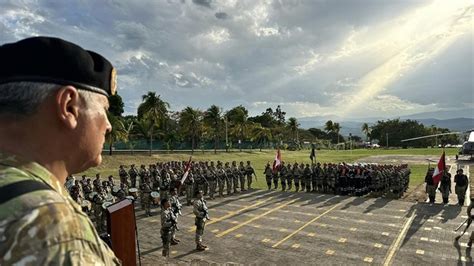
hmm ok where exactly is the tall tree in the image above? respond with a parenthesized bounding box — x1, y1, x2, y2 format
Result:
(333, 122, 341, 144)
(361, 123, 371, 142)
(250, 123, 273, 151)
(179, 107, 203, 153)
(105, 112, 128, 155)
(203, 105, 223, 154)
(287, 117, 300, 142)
(325, 120, 334, 133)
(225, 105, 249, 151)
(137, 92, 169, 155)
(108, 94, 125, 117)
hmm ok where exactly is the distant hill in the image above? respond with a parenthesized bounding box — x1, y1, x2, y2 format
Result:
(298, 117, 474, 137)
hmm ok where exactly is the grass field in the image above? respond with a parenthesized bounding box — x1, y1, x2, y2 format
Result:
(80, 148, 456, 189)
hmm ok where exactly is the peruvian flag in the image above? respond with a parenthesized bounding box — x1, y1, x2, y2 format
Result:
(272, 149, 281, 173)
(432, 151, 445, 185)
(180, 156, 193, 184)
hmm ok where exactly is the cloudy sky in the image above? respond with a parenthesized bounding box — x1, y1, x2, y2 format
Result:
(1, 0, 472, 119)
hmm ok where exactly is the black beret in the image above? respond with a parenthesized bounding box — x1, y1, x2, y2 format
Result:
(0, 36, 116, 96)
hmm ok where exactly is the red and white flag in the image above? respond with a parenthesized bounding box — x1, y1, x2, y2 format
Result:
(432, 151, 445, 185)
(180, 156, 193, 184)
(272, 149, 281, 173)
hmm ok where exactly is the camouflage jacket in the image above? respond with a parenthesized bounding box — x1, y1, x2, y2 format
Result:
(0, 151, 120, 265)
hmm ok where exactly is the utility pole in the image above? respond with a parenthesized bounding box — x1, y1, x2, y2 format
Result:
(386, 133, 389, 148)
(349, 133, 352, 155)
(225, 117, 228, 152)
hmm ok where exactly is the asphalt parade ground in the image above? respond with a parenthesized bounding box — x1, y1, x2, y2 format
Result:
(135, 188, 473, 265)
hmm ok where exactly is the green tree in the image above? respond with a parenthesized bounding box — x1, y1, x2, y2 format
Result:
(287, 117, 300, 142)
(225, 105, 249, 151)
(203, 105, 223, 154)
(333, 122, 341, 144)
(361, 123, 371, 142)
(324, 120, 334, 133)
(250, 123, 273, 151)
(108, 94, 125, 117)
(179, 107, 203, 153)
(105, 112, 128, 155)
(137, 92, 169, 155)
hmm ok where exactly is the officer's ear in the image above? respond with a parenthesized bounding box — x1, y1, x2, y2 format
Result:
(55, 86, 80, 129)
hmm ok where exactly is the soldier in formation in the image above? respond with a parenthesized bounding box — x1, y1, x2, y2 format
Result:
(266, 162, 410, 199)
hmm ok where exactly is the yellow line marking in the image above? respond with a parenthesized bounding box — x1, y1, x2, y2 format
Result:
(294, 220, 301, 223)
(427, 219, 434, 222)
(211, 229, 220, 233)
(254, 224, 261, 228)
(171, 251, 177, 254)
(231, 221, 239, 224)
(420, 237, 428, 241)
(374, 243, 382, 248)
(292, 244, 300, 249)
(389, 224, 396, 227)
(307, 233, 315, 237)
(319, 224, 327, 227)
(235, 234, 242, 238)
(364, 257, 373, 263)
(382, 232, 390, 236)
(433, 226, 442, 230)
(188, 196, 275, 232)
(383, 210, 416, 266)
(416, 249, 424, 255)
(423, 227, 432, 231)
(367, 213, 373, 216)
(272, 203, 341, 248)
(330, 216, 339, 220)
(262, 238, 271, 243)
(217, 198, 298, 237)
(429, 239, 439, 243)
(326, 250, 335, 255)
(338, 238, 347, 243)
(279, 228, 288, 232)
(350, 227, 357, 231)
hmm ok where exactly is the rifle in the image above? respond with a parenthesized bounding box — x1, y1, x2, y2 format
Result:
(455, 218, 472, 240)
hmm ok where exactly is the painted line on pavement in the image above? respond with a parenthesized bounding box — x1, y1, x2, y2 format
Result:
(272, 202, 342, 248)
(383, 210, 416, 266)
(216, 198, 299, 237)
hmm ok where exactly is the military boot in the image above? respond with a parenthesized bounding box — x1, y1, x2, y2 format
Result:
(196, 244, 206, 251)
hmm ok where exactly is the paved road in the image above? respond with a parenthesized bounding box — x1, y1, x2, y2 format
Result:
(134, 188, 473, 265)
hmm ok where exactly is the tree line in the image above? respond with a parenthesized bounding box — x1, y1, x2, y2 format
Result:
(105, 92, 459, 154)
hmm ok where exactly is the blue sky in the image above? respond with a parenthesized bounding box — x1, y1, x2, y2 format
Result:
(0, 0, 472, 119)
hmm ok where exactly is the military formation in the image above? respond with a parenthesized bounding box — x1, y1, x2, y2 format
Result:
(66, 160, 256, 255)
(264, 162, 410, 199)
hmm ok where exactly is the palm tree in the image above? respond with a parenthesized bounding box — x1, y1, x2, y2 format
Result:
(250, 123, 273, 151)
(324, 120, 334, 133)
(179, 107, 203, 153)
(137, 92, 169, 155)
(333, 122, 341, 144)
(287, 117, 300, 142)
(225, 106, 249, 152)
(124, 119, 135, 154)
(105, 112, 128, 155)
(203, 105, 222, 154)
(361, 123, 371, 142)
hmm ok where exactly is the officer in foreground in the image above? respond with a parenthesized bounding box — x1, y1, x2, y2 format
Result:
(0, 37, 120, 264)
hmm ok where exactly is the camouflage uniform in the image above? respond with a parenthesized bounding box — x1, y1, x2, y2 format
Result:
(245, 162, 255, 190)
(239, 162, 247, 191)
(231, 162, 240, 193)
(140, 180, 153, 216)
(264, 165, 272, 190)
(129, 165, 138, 188)
(225, 164, 233, 195)
(161, 206, 177, 257)
(193, 197, 208, 249)
(0, 152, 120, 265)
(169, 193, 182, 242)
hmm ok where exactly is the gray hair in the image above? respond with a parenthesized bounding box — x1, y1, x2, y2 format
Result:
(0, 82, 99, 116)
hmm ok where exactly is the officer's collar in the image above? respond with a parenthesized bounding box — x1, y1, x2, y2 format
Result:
(0, 150, 69, 197)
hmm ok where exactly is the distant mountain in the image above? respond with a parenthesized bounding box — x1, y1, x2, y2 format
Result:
(400, 109, 474, 120)
(298, 117, 474, 137)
